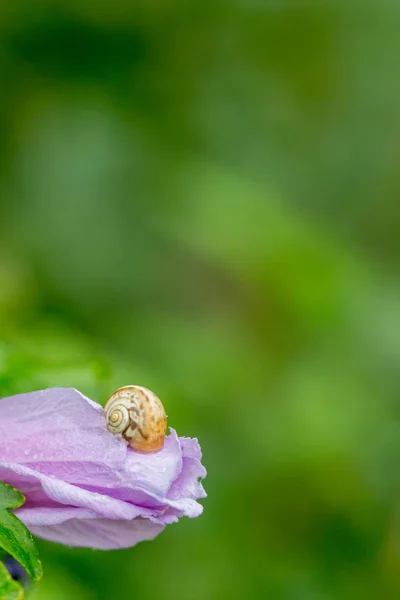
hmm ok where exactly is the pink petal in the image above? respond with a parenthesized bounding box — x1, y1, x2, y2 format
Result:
(0, 388, 127, 473)
(28, 517, 165, 550)
(0, 462, 156, 520)
(0, 387, 206, 549)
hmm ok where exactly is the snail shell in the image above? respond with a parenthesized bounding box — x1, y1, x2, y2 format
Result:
(104, 385, 167, 453)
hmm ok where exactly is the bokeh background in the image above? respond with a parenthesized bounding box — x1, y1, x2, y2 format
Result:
(0, 1, 400, 599)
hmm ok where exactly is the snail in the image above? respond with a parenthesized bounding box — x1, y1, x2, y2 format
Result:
(104, 385, 167, 452)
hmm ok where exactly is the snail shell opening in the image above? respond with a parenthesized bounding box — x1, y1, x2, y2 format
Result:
(104, 385, 167, 453)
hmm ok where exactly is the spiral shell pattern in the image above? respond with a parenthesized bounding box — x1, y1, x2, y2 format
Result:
(104, 385, 167, 453)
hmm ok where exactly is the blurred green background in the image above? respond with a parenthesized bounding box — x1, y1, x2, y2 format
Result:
(0, 1, 400, 599)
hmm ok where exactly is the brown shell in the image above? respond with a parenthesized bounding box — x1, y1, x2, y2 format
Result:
(104, 385, 167, 452)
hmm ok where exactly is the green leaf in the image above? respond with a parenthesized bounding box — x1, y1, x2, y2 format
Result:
(0, 483, 42, 581)
(0, 561, 23, 600)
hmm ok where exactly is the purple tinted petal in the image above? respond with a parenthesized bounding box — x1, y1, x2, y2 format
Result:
(148, 436, 206, 523)
(150, 498, 204, 523)
(0, 388, 127, 475)
(168, 437, 207, 501)
(16, 507, 99, 526)
(0, 462, 156, 520)
(43, 429, 185, 507)
(94, 432, 205, 518)
(120, 428, 182, 496)
(0, 387, 206, 549)
(29, 518, 165, 549)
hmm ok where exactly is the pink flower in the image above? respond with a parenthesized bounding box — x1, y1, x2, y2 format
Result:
(0, 388, 206, 549)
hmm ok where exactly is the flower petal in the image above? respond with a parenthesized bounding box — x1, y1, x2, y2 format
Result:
(16, 507, 99, 526)
(0, 387, 206, 549)
(0, 462, 156, 520)
(117, 428, 183, 498)
(28, 518, 165, 549)
(0, 388, 127, 476)
(168, 437, 207, 501)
